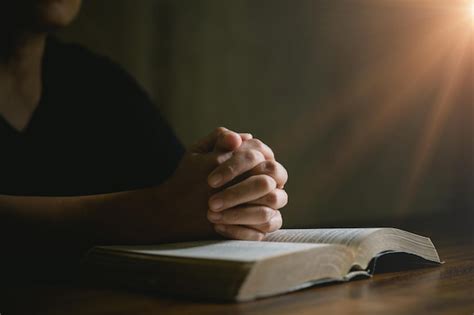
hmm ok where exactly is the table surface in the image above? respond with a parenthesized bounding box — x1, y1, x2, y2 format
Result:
(2, 235, 473, 315)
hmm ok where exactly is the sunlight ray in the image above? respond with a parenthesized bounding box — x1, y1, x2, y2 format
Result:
(397, 30, 473, 214)
(276, 2, 467, 162)
(296, 18, 468, 206)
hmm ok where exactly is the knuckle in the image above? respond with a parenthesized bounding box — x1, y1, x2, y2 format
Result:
(258, 222, 273, 233)
(256, 175, 276, 191)
(252, 138, 274, 159)
(255, 162, 267, 173)
(229, 226, 264, 241)
(243, 150, 258, 163)
(265, 191, 279, 205)
(258, 207, 274, 222)
(272, 219, 283, 232)
(274, 211, 283, 228)
(264, 160, 278, 174)
(261, 212, 282, 233)
(251, 138, 264, 150)
(247, 230, 265, 241)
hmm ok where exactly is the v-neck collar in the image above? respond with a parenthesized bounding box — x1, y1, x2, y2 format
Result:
(0, 36, 52, 136)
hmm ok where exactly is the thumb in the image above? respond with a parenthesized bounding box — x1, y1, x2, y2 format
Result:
(214, 131, 242, 152)
(191, 127, 251, 154)
(191, 127, 239, 153)
(214, 132, 253, 152)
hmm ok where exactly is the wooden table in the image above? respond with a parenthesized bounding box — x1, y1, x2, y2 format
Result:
(1, 234, 473, 315)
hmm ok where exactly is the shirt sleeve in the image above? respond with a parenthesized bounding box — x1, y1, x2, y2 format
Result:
(104, 65, 185, 191)
(70, 43, 186, 193)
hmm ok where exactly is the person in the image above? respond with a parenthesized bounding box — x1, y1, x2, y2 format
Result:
(0, 0, 288, 269)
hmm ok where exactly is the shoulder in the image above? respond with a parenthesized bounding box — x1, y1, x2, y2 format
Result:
(41, 37, 185, 191)
(45, 37, 148, 106)
(44, 36, 165, 135)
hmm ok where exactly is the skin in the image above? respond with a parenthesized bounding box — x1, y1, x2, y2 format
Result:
(0, 0, 82, 131)
(0, 1, 289, 263)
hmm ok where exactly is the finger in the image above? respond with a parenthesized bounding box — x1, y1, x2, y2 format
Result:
(211, 151, 234, 166)
(212, 132, 252, 155)
(215, 130, 242, 152)
(208, 149, 266, 188)
(249, 189, 288, 209)
(209, 175, 277, 212)
(249, 210, 283, 233)
(241, 138, 275, 160)
(239, 133, 253, 141)
(191, 127, 229, 153)
(207, 206, 276, 225)
(214, 224, 265, 241)
(247, 160, 288, 189)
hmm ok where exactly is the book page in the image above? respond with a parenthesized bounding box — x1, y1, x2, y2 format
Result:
(265, 228, 441, 269)
(263, 229, 382, 248)
(98, 240, 331, 263)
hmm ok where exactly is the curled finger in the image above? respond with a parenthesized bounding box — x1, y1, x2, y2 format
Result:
(249, 189, 288, 209)
(214, 224, 265, 241)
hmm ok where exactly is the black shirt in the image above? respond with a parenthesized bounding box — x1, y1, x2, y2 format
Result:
(0, 38, 185, 196)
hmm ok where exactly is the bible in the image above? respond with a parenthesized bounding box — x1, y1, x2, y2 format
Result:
(83, 228, 441, 302)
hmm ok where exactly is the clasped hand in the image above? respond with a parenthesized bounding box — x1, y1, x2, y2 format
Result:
(177, 127, 288, 241)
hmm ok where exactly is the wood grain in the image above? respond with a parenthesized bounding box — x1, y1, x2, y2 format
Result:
(1, 237, 473, 315)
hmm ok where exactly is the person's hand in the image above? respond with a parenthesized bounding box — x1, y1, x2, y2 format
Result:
(137, 127, 253, 242)
(0, 127, 287, 252)
(106, 127, 287, 243)
(205, 131, 289, 241)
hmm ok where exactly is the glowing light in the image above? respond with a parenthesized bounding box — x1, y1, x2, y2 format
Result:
(272, 1, 474, 216)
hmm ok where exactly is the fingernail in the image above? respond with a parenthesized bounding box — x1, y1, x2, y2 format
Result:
(209, 174, 223, 187)
(208, 212, 222, 221)
(215, 225, 226, 233)
(209, 197, 224, 211)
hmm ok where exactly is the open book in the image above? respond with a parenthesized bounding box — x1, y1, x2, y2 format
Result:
(83, 228, 441, 302)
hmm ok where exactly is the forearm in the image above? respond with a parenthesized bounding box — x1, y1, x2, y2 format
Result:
(0, 193, 94, 276)
(0, 183, 215, 255)
(78, 183, 216, 245)
(0, 194, 90, 248)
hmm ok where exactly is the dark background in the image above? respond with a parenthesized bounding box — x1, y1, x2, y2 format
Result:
(59, 0, 473, 228)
